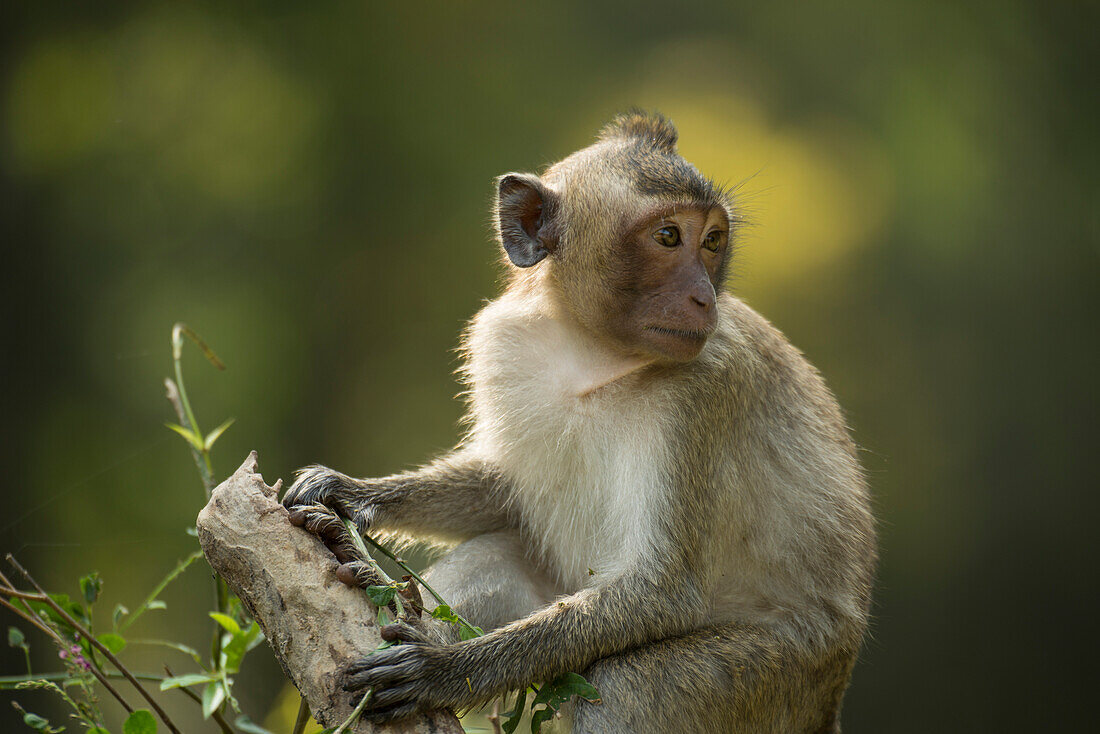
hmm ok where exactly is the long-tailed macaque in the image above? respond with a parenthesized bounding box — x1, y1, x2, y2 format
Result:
(283, 111, 875, 733)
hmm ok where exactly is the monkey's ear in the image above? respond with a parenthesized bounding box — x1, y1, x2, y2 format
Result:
(495, 173, 558, 268)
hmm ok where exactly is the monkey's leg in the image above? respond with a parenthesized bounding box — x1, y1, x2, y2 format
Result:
(568, 623, 851, 734)
(421, 531, 559, 633)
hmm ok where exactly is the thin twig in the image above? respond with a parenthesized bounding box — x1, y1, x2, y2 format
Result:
(0, 671, 164, 686)
(292, 697, 311, 734)
(164, 377, 214, 496)
(339, 519, 393, 587)
(332, 688, 373, 734)
(0, 594, 135, 714)
(354, 527, 483, 634)
(488, 697, 504, 734)
(0, 587, 54, 602)
(7, 555, 181, 734)
(165, 665, 236, 734)
(166, 374, 230, 674)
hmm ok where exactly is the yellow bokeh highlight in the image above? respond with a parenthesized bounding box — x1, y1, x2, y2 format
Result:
(264, 683, 325, 733)
(672, 95, 894, 285)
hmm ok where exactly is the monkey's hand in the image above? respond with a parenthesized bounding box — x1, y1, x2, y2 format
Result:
(285, 503, 380, 573)
(282, 465, 387, 536)
(344, 624, 483, 723)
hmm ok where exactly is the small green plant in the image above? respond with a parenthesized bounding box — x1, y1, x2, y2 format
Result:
(0, 324, 270, 734)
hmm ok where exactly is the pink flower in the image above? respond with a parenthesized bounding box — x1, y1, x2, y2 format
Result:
(58, 644, 91, 671)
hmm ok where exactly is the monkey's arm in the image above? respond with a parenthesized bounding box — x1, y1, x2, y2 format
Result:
(282, 449, 511, 542)
(344, 561, 712, 722)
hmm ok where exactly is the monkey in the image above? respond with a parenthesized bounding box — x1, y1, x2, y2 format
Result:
(282, 111, 876, 733)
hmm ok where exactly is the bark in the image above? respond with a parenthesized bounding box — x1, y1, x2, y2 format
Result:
(196, 452, 464, 734)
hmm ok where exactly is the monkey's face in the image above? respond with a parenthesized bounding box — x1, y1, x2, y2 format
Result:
(599, 204, 729, 363)
(494, 117, 735, 365)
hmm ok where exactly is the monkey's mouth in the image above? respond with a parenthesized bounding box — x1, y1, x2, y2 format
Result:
(643, 326, 712, 341)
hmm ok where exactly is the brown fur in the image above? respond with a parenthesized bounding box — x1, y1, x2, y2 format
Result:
(283, 112, 875, 732)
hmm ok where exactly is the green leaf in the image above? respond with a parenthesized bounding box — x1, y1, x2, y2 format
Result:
(159, 673, 218, 690)
(8, 626, 26, 648)
(97, 633, 126, 655)
(233, 715, 274, 734)
(45, 593, 90, 629)
(203, 418, 235, 450)
(364, 585, 397, 607)
(429, 603, 456, 623)
(222, 621, 262, 674)
(122, 709, 157, 734)
(532, 672, 601, 709)
(21, 713, 63, 734)
(17, 593, 85, 636)
(164, 422, 205, 451)
(79, 572, 102, 605)
(202, 680, 226, 719)
(87, 728, 110, 733)
(209, 612, 241, 635)
(376, 606, 391, 627)
(112, 604, 129, 630)
(501, 688, 526, 734)
(21, 712, 47, 726)
(458, 622, 485, 641)
(244, 625, 265, 652)
(530, 707, 555, 733)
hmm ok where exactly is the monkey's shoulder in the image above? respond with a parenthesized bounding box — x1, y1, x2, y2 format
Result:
(696, 296, 852, 437)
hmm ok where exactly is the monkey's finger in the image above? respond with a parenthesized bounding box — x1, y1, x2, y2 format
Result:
(360, 700, 420, 724)
(288, 505, 342, 535)
(288, 506, 365, 564)
(347, 644, 418, 675)
(362, 683, 419, 710)
(380, 622, 431, 645)
(343, 664, 406, 692)
(336, 561, 387, 589)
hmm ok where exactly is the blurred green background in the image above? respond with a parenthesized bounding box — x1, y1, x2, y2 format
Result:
(1, 1, 1096, 731)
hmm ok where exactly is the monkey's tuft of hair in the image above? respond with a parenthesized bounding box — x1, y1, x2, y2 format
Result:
(598, 109, 679, 153)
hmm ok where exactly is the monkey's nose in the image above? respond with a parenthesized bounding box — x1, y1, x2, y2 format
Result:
(689, 283, 715, 311)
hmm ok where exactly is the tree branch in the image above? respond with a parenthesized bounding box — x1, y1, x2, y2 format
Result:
(195, 452, 463, 734)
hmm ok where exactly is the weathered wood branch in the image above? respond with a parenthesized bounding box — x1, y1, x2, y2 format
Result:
(196, 452, 463, 734)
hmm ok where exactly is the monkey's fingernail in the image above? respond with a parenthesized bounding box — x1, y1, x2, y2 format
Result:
(336, 564, 358, 586)
(288, 510, 306, 526)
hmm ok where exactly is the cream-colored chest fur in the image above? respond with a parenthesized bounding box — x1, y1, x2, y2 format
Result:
(462, 295, 671, 592)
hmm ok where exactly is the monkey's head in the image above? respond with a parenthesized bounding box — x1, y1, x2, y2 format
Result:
(494, 111, 734, 363)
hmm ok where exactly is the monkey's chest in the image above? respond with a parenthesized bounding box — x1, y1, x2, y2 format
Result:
(472, 378, 670, 591)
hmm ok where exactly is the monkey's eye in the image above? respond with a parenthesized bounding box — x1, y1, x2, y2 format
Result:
(702, 230, 724, 252)
(653, 226, 680, 247)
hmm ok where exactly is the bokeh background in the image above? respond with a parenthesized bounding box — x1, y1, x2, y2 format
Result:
(2, 1, 1097, 731)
